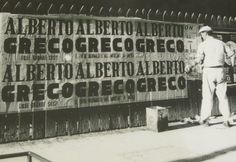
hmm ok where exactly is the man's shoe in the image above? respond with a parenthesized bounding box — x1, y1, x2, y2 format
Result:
(223, 121, 231, 128)
(199, 119, 210, 126)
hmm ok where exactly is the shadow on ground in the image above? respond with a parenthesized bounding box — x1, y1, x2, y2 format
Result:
(167, 120, 235, 131)
(167, 122, 199, 131)
(169, 145, 236, 162)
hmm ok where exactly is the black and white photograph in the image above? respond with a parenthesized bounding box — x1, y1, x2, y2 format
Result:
(0, 0, 236, 161)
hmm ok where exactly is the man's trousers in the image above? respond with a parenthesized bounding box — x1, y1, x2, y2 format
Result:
(200, 67, 230, 122)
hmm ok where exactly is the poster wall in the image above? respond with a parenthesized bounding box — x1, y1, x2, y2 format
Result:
(0, 13, 200, 113)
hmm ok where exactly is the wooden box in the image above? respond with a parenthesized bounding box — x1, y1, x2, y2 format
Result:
(146, 106, 168, 132)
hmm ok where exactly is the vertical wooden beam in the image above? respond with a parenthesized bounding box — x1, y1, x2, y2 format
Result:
(0, 114, 5, 143)
(33, 111, 45, 139)
(18, 112, 32, 141)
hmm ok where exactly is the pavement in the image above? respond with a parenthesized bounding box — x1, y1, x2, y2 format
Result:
(1, 116, 236, 162)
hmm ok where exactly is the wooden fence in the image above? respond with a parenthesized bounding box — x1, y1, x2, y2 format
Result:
(0, 0, 235, 143)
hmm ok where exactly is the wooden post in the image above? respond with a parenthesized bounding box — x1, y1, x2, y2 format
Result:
(27, 155, 32, 162)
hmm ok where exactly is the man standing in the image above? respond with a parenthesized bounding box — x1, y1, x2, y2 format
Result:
(185, 26, 235, 127)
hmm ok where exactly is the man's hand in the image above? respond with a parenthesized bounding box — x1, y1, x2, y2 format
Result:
(185, 65, 192, 73)
(230, 51, 235, 67)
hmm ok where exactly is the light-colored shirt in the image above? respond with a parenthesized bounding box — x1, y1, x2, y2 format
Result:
(196, 36, 234, 67)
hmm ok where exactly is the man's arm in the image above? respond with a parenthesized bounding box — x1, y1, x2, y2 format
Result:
(224, 43, 235, 66)
(185, 43, 204, 73)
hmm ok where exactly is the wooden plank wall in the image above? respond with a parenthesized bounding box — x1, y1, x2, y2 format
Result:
(0, 0, 236, 143)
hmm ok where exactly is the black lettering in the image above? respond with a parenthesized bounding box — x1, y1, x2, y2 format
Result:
(165, 24, 171, 37)
(147, 78, 156, 91)
(124, 38, 133, 52)
(95, 63, 103, 78)
(65, 21, 73, 35)
(113, 38, 122, 52)
(4, 38, 16, 54)
(178, 76, 186, 89)
(64, 64, 73, 79)
(28, 18, 38, 34)
(2, 65, 13, 82)
(176, 40, 184, 53)
(114, 80, 123, 94)
(48, 38, 59, 53)
(34, 38, 46, 54)
(19, 38, 31, 53)
(76, 82, 86, 97)
(137, 78, 146, 92)
(16, 64, 25, 81)
(136, 39, 145, 52)
(47, 64, 55, 80)
(76, 38, 86, 52)
(38, 19, 46, 35)
(166, 40, 175, 52)
(101, 38, 111, 52)
(32, 84, 45, 101)
(27, 64, 36, 81)
(126, 79, 135, 93)
(2, 85, 14, 102)
(88, 82, 99, 96)
(48, 83, 59, 99)
(62, 83, 73, 98)
(168, 77, 177, 90)
(146, 39, 155, 52)
(88, 38, 98, 52)
(76, 20, 85, 34)
(37, 64, 45, 81)
(48, 19, 56, 35)
(156, 39, 165, 52)
(17, 85, 30, 101)
(62, 38, 73, 53)
(5, 18, 16, 34)
(102, 80, 112, 95)
(95, 20, 103, 34)
(158, 77, 167, 91)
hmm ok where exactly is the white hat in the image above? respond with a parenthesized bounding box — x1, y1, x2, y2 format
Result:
(198, 26, 212, 33)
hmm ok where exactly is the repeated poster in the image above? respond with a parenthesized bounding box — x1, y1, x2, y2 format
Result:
(0, 13, 201, 113)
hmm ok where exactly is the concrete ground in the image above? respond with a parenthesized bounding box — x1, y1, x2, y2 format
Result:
(1, 117, 236, 162)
